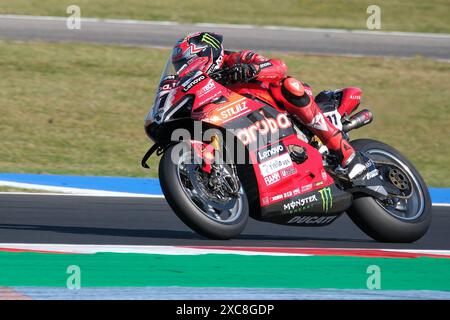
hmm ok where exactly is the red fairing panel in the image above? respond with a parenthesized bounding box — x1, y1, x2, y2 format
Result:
(225, 82, 279, 108)
(251, 134, 334, 207)
(185, 73, 270, 126)
(338, 87, 362, 116)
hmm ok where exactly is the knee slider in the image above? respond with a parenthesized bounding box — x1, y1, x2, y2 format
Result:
(281, 77, 310, 107)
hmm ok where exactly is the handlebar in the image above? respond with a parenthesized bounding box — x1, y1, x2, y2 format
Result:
(209, 67, 232, 83)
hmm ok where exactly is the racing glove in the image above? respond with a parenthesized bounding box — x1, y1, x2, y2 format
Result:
(227, 63, 259, 83)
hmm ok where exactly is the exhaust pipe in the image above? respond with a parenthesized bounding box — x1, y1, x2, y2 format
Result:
(342, 109, 373, 132)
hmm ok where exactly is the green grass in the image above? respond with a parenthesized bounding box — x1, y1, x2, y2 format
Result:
(0, 41, 449, 186)
(0, 0, 449, 33)
(0, 186, 52, 193)
(1, 252, 450, 290)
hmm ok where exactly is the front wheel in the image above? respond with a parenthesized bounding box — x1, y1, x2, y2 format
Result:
(159, 142, 249, 240)
(347, 139, 432, 243)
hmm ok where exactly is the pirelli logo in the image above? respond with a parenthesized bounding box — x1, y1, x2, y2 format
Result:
(318, 187, 333, 212)
(202, 33, 221, 49)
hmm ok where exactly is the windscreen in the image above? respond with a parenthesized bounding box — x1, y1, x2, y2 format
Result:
(145, 56, 178, 124)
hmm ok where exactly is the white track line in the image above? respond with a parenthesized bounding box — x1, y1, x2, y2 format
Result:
(1, 243, 450, 257)
(433, 203, 450, 207)
(1, 14, 450, 39)
(0, 181, 164, 198)
(1, 181, 448, 205)
(0, 243, 310, 256)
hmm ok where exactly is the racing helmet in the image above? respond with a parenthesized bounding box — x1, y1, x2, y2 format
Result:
(171, 32, 224, 74)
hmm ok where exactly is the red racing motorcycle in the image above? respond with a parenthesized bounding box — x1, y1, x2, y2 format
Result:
(142, 56, 431, 242)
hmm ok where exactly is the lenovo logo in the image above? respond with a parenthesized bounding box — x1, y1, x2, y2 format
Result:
(182, 75, 206, 92)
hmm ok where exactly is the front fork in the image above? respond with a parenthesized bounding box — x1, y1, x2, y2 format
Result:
(191, 134, 241, 196)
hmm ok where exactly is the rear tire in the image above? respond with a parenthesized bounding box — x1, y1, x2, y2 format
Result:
(347, 139, 432, 243)
(159, 143, 249, 240)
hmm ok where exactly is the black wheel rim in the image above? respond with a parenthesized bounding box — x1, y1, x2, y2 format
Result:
(175, 151, 245, 223)
(367, 149, 425, 220)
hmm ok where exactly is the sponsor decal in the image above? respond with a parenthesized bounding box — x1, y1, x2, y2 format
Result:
(364, 158, 375, 169)
(280, 167, 297, 178)
(271, 194, 284, 202)
(314, 181, 324, 187)
(264, 171, 281, 186)
(259, 61, 273, 69)
(321, 169, 328, 181)
(162, 75, 176, 81)
(259, 153, 293, 177)
(257, 142, 286, 163)
(269, 187, 301, 203)
(293, 187, 301, 196)
(182, 74, 206, 92)
(197, 79, 216, 98)
(287, 215, 337, 225)
(219, 100, 249, 123)
(257, 143, 296, 187)
(365, 168, 379, 180)
(210, 98, 250, 124)
(350, 95, 361, 100)
(198, 91, 223, 108)
(318, 187, 333, 212)
(301, 183, 313, 193)
(161, 83, 175, 91)
(262, 197, 270, 206)
(237, 112, 291, 146)
(283, 194, 318, 212)
(307, 113, 328, 131)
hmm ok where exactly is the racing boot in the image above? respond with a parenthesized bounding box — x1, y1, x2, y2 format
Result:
(270, 77, 375, 181)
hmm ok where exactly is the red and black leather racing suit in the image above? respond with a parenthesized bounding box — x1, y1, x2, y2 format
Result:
(223, 50, 355, 166)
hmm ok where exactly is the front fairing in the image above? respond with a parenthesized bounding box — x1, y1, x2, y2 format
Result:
(145, 55, 215, 126)
(145, 57, 177, 125)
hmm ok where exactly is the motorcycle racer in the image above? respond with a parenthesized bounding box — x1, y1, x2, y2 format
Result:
(169, 31, 375, 181)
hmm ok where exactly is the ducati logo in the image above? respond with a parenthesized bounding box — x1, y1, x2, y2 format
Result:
(287, 215, 337, 225)
(291, 82, 301, 91)
(308, 114, 328, 131)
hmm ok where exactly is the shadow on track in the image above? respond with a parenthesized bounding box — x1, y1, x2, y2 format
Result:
(0, 223, 375, 244)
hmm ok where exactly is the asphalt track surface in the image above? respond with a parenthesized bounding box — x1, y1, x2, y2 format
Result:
(0, 15, 449, 250)
(1, 15, 450, 60)
(0, 194, 448, 249)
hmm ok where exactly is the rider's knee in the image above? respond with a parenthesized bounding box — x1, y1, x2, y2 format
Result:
(280, 77, 311, 108)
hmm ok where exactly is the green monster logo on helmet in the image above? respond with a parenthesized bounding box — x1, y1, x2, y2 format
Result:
(201, 33, 221, 49)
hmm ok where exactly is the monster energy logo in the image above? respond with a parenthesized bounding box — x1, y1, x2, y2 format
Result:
(202, 33, 220, 49)
(319, 187, 333, 212)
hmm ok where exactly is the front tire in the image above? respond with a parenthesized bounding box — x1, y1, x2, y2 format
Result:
(159, 143, 249, 240)
(347, 139, 432, 243)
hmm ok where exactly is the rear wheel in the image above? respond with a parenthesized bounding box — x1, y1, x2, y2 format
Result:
(347, 139, 432, 243)
(159, 142, 249, 240)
